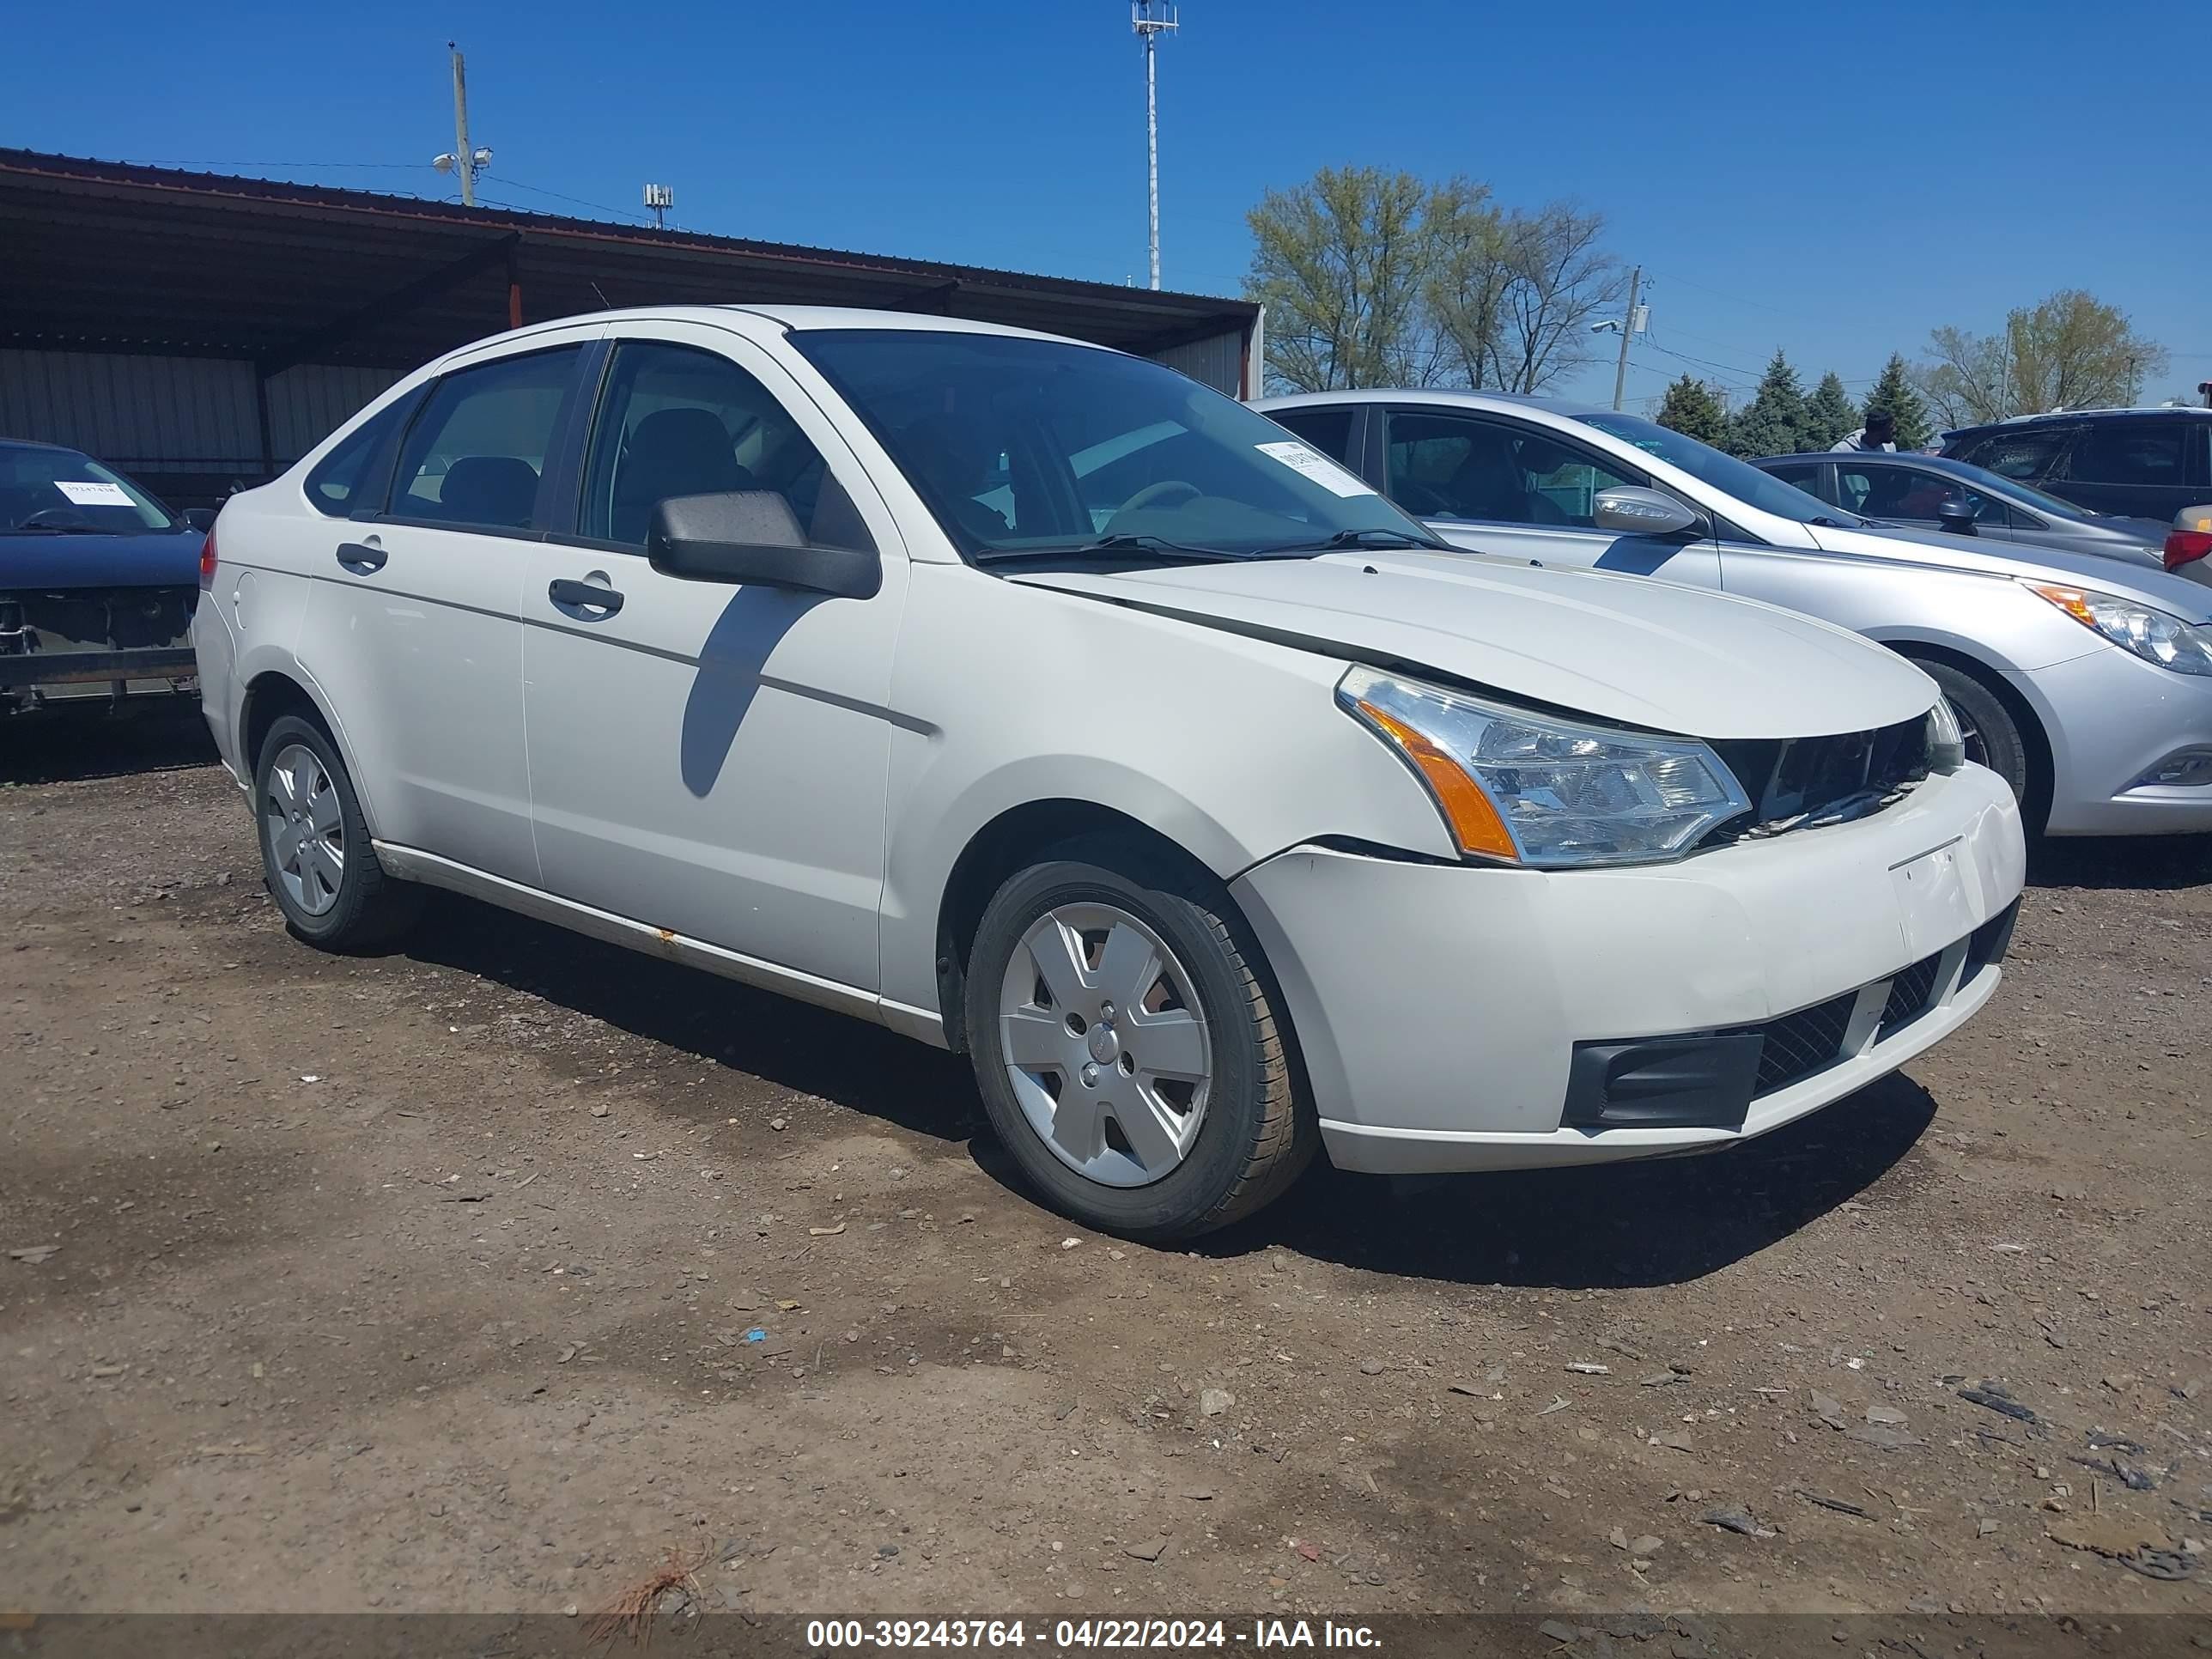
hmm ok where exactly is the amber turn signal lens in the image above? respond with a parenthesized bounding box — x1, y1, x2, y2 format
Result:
(1356, 700, 1518, 860)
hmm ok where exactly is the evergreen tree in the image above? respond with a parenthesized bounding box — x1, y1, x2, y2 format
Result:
(1863, 353, 1935, 450)
(1803, 373, 1861, 449)
(1726, 350, 1808, 456)
(1654, 374, 1729, 447)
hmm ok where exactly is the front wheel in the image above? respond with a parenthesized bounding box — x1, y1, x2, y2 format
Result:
(963, 837, 1315, 1241)
(1920, 661, 2030, 804)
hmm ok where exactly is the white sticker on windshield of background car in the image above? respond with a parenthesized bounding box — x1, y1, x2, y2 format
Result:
(53, 481, 134, 507)
(1254, 440, 1376, 499)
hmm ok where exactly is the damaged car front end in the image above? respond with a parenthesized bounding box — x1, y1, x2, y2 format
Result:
(0, 440, 205, 714)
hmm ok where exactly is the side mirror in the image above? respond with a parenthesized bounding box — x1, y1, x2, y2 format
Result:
(1592, 485, 1702, 538)
(647, 491, 879, 599)
(1936, 498, 1978, 536)
(183, 507, 216, 532)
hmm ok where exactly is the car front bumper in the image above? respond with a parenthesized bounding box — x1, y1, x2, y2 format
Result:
(2018, 645, 2212, 835)
(1228, 763, 2026, 1175)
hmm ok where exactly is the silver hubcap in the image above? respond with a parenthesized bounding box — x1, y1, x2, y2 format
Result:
(997, 903, 1212, 1188)
(264, 743, 345, 917)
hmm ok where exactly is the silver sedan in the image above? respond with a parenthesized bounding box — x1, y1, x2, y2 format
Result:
(1258, 389, 2212, 835)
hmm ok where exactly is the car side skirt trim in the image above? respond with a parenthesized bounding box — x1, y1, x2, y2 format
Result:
(369, 841, 926, 1031)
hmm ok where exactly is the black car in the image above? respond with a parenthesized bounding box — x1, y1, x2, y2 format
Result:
(1941, 407, 2212, 523)
(1, 438, 209, 714)
(1753, 450, 2167, 566)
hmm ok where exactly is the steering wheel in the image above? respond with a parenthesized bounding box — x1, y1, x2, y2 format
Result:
(1390, 479, 1454, 517)
(1115, 479, 1201, 516)
(21, 507, 91, 530)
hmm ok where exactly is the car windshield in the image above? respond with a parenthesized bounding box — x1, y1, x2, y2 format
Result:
(0, 446, 176, 534)
(790, 330, 1435, 560)
(1573, 413, 1839, 525)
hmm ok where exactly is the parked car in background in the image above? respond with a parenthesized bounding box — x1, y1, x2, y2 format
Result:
(193, 307, 2024, 1239)
(2167, 503, 2212, 588)
(1942, 408, 2212, 524)
(1751, 450, 2165, 566)
(1, 438, 209, 714)
(1258, 390, 2212, 835)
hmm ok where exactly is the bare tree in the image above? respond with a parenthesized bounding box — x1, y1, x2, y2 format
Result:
(1493, 204, 1625, 395)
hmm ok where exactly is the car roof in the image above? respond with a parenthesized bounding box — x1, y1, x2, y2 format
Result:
(477, 303, 1103, 353)
(1749, 452, 1979, 476)
(1945, 406, 2212, 439)
(1256, 388, 1613, 418)
(0, 437, 76, 454)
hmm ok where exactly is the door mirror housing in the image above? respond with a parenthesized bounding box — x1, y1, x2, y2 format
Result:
(1936, 498, 1978, 536)
(1592, 485, 1703, 538)
(182, 507, 216, 532)
(646, 491, 880, 599)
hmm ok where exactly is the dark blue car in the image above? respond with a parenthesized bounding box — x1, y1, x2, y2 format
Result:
(1, 439, 208, 713)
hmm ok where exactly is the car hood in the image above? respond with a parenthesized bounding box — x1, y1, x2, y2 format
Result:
(0, 528, 204, 590)
(1011, 550, 1936, 740)
(1800, 518, 2211, 616)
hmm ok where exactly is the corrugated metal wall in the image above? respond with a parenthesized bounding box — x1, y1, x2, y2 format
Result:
(0, 350, 398, 472)
(1146, 327, 1252, 399)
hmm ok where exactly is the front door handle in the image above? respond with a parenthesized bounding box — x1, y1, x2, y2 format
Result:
(549, 577, 624, 617)
(336, 541, 387, 573)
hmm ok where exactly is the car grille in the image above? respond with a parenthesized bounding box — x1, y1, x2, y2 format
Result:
(1741, 991, 1857, 1096)
(1705, 716, 1934, 844)
(1875, 951, 1943, 1040)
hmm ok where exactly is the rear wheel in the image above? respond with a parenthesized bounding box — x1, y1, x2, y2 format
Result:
(253, 714, 422, 950)
(1920, 661, 2030, 804)
(963, 837, 1314, 1241)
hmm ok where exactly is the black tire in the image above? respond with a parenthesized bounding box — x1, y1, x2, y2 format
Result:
(252, 713, 422, 950)
(1919, 661, 2031, 805)
(963, 835, 1315, 1242)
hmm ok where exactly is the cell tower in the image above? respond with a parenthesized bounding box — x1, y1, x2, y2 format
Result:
(1132, 2, 1178, 290)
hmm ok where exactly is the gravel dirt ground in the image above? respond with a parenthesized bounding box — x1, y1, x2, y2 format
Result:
(2, 713, 2207, 1629)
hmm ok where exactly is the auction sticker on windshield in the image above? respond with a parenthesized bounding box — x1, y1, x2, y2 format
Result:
(53, 481, 134, 507)
(1255, 440, 1374, 498)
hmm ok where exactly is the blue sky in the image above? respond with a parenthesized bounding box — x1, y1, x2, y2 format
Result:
(10, 0, 2208, 410)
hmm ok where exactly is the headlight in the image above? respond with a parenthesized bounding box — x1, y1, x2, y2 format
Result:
(1925, 694, 1966, 773)
(1337, 665, 1753, 867)
(2027, 582, 2212, 676)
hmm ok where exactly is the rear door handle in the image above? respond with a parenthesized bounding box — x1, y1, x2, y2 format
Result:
(549, 577, 624, 617)
(336, 541, 387, 573)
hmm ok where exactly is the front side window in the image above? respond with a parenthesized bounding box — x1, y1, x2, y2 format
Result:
(0, 445, 174, 534)
(791, 330, 1425, 559)
(1762, 461, 1828, 502)
(1388, 412, 1638, 528)
(2069, 421, 2188, 486)
(580, 341, 857, 550)
(391, 347, 583, 531)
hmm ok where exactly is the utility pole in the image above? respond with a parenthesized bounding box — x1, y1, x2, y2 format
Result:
(433, 43, 492, 206)
(1133, 3, 1178, 290)
(1611, 264, 1643, 412)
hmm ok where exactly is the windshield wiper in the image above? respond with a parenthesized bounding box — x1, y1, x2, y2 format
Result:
(974, 532, 1248, 566)
(1261, 527, 1450, 555)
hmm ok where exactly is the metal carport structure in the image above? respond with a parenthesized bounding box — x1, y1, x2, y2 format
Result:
(0, 149, 1261, 508)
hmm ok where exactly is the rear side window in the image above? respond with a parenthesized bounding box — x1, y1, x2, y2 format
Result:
(1954, 427, 2075, 482)
(1266, 406, 1356, 464)
(391, 347, 584, 531)
(304, 397, 410, 518)
(2069, 421, 2189, 486)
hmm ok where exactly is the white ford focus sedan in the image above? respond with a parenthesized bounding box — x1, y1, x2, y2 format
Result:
(191, 307, 2026, 1239)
